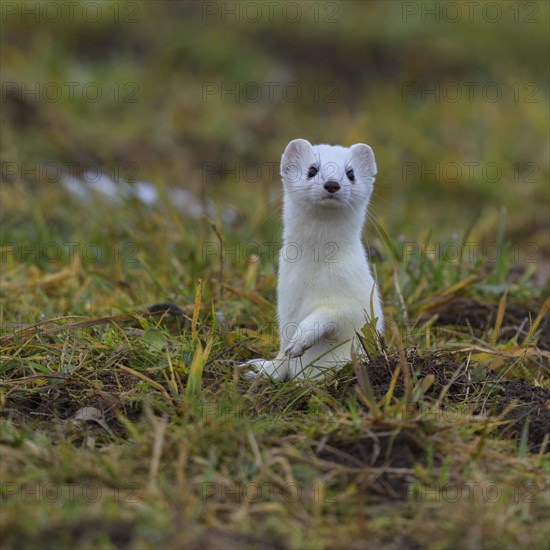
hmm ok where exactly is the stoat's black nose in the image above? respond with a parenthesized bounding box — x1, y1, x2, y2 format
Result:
(323, 181, 340, 193)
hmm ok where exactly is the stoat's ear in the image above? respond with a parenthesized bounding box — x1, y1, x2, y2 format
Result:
(350, 143, 377, 178)
(281, 138, 313, 181)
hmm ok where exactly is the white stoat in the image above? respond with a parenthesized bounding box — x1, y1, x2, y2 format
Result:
(241, 139, 383, 381)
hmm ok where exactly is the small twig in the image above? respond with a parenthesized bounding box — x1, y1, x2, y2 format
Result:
(148, 415, 168, 493)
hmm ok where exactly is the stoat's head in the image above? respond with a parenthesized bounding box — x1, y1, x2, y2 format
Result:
(280, 139, 377, 213)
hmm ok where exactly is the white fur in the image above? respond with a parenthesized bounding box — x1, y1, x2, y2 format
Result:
(241, 139, 383, 381)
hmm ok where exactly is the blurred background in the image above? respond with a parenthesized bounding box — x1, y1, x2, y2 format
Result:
(1, 0, 549, 316)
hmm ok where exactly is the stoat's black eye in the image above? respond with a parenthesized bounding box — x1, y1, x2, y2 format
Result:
(307, 165, 318, 179)
(346, 169, 355, 182)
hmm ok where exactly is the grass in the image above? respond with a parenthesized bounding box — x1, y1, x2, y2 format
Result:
(1, 183, 548, 548)
(1, 1, 549, 549)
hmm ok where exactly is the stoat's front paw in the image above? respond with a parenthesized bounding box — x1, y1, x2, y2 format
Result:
(285, 337, 313, 359)
(238, 358, 267, 379)
(238, 359, 288, 381)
